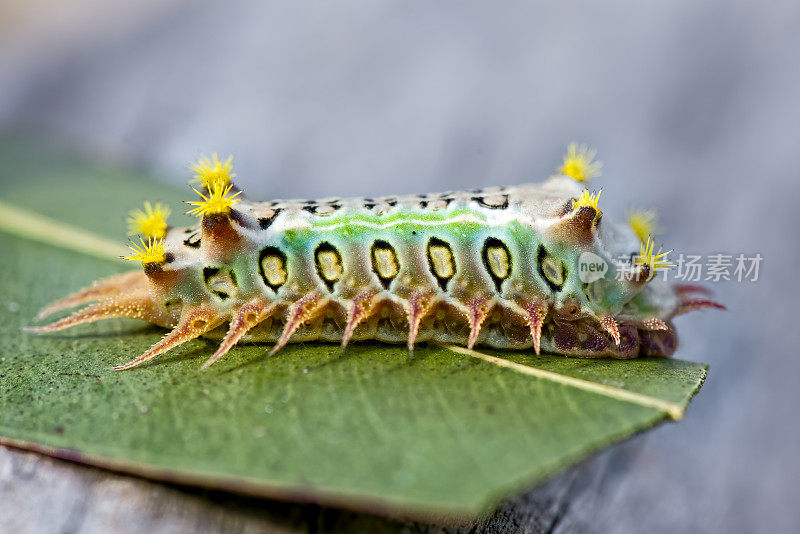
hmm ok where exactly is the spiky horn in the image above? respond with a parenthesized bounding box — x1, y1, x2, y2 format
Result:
(113, 305, 221, 370)
(26, 290, 158, 333)
(202, 298, 276, 368)
(524, 301, 548, 355)
(465, 297, 493, 350)
(36, 270, 146, 320)
(405, 291, 435, 351)
(269, 291, 329, 356)
(341, 291, 380, 348)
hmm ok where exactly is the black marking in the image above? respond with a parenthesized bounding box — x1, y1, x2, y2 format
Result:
(307, 203, 342, 216)
(229, 209, 253, 229)
(258, 209, 282, 230)
(363, 202, 377, 209)
(537, 245, 566, 291)
(472, 194, 509, 209)
(259, 247, 288, 292)
(371, 240, 399, 290)
(203, 267, 237, 300)
(426, 237, 456, 291)
(164, 252, 175, 264)
(314, 242, 343, 292)
(385, 198, 398, 207)
(183, 232, 201, 248)
(419, 200, 429, 209)
(482, 237, 511, 293)
(203, 267, 219, 281)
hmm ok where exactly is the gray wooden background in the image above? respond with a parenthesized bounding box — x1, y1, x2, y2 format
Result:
(1, 1, 798, 532)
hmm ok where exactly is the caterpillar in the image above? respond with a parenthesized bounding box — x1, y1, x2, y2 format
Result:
(28, 145, 723, 370)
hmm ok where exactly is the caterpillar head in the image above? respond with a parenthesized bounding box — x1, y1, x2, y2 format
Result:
(529, 154, 685, 357)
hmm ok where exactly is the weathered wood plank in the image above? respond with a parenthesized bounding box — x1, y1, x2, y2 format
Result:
(0, 440, 641, 533)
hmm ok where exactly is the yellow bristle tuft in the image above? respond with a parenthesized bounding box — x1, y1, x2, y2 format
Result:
(573, 189, 602, 211)
(627, 208, 659, 243)
(190, 152, 235, 189)
(187, 179, 242, 217)
(125, 236, 166, 265)
(635, 236, 674, 272)
(558, 142, 602, 182)
(127, 201, 171, 239)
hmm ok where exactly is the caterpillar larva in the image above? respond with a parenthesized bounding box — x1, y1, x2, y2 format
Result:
(29, 145, 723, 370)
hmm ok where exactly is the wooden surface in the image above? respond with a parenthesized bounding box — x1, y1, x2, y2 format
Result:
(1, 439, 638, 534)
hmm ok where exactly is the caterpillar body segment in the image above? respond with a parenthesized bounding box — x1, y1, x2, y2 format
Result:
(32, 146, 723, 369)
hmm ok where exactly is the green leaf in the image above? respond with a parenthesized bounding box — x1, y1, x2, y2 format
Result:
(0, 138, 707, 520)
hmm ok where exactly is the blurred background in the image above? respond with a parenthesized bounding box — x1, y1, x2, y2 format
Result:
(0, 1, 798, 532)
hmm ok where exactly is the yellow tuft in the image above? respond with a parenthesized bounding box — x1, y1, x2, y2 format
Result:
(187, 179, 242, 217)
(573, 189, 602, 211)
(627, 208, 659, 243)
(127, 201, 171, 239)
(190, 152, 235, 189)
(635, 236, 674, 272)
(558, 142, 603, 182)
(125, 236, 166, 265)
